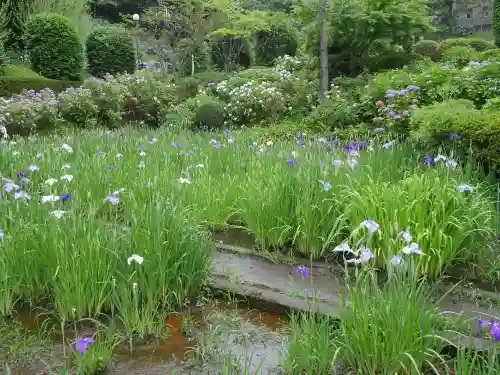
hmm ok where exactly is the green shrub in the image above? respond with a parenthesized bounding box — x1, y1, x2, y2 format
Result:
(86, 26, 136, 78)
(194, 70, 228, 85)
(411, 63, 460, 105)
(455, 58, 500, 106)
(308, 86, 360, 130)
(223, 67, 282, 91)
(483, 97, 500, 111)
(367, 51, 424, 72)
(466, 38, 496, 52)
(437, 38, 472, 56)
(163, 97, 199, 130)
(24, 14, 83, 81)
(255, 17, 298, 66)
(57, 87, 99, 128)
(177, 76, 199, 100)
(479, 48, 500, 59)
(441, 46, 478, 67)
(193, 97, 226, 130)
(412, 40, 439, 61)
(411, 99, 500, 168)
(363, 70, 414, 101)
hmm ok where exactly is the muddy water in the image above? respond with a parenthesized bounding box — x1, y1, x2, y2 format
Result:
(213, 227, 257, 250)
(8, 304, 286, 375)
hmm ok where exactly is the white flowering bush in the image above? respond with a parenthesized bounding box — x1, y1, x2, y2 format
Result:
(274, 55, 304, 75)
(81, 76, 129, 128)
(108, 73, 177, 127)
(274, 55, 319, 113)
(217, 79, 287, 125)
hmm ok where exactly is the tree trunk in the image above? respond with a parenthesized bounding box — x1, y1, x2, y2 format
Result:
(446, 0, 455, 35)
(319, 4, 329, 98)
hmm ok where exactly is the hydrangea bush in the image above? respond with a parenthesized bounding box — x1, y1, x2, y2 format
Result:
(0, 72, 179, 134)
(216, 79, 287, 125)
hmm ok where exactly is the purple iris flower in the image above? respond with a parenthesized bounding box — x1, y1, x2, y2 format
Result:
(106, 165, 114, 170)
(61, 192, 71, 202)
(478, 320, 500, 341)
(296, 265, 309, 279)
(172, 142, 181, 148)
(406, 85, 420, 92)
(16, 172, 27, 179)
(287, 159, 297, 166)
(449, 133, 461, 140)
(99, 151, 105, 157)
(72, 336, 96, 353)
(297, 141, 305, 146)
(423, 156, 435, 165)
(298, 134, 304, 141)
(225, 129, 231, 135)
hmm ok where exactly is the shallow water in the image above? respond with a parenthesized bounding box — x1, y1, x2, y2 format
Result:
(7, 302, 286, 375)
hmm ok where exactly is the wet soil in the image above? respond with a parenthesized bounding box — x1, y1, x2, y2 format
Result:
(5, 303, 286, 375)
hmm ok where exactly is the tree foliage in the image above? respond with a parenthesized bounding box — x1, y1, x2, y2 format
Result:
(495, 0, 500, 47)
(300, 0, 433, 77)
(208, 28, 252, 71)
(255, 12, 298, 65)
(0, 0, 31, 52)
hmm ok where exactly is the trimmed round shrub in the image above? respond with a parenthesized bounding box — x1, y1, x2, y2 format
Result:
(437, 38, 472, 58)
(193, 98, 225, 130)
(441, 46, 478, 67)
(413, 40, 439, 61)
(479, 48, 500, 60)
(466, 38, 496, 52)
(256, 22, 298, 66)
(25, 14, 83, 80)
(366, 51, 424, 72)
(86, 26, 136, 78)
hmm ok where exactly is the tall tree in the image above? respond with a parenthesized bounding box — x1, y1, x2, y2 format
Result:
(494, 0, 500, 46)
(296, 0, 333, 98)
(0, 0, 31, 52)
(299, 0, 432, 77)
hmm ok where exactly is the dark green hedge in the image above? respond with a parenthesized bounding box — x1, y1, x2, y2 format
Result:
(0, 76, 79, 97)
